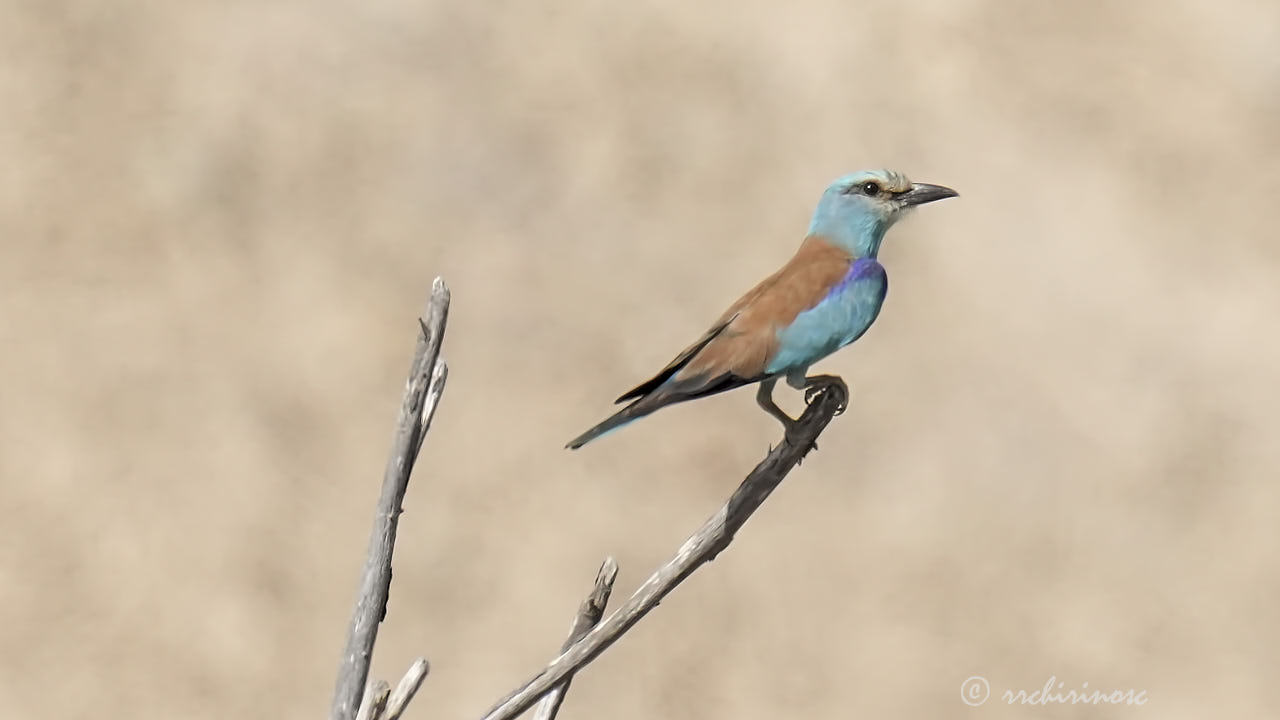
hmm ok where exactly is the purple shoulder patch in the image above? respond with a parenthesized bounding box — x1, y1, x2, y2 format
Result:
(849, 257, 885, 280)
(825, 257, 885, 299)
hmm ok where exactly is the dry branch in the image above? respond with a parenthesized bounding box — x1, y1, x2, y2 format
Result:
(330, 278, 451, 720)
(480, 386, 846, 720)
(356, 681, 390, 720)
(532, 558, 620, 720)
(382, 659, 431, 720)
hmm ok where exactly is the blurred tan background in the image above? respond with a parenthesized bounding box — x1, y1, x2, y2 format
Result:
(2, 0, 1278, 718)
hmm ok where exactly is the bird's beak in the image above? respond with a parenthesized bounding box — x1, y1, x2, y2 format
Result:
(896, 183, 959, 207)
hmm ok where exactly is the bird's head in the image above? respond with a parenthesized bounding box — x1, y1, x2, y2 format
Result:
(808, 169, 958, 257)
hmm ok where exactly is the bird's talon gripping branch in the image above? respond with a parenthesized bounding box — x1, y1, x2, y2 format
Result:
(803, 374, 849, 415)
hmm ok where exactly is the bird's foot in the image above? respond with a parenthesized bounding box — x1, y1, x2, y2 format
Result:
(803, 374, 848, 414)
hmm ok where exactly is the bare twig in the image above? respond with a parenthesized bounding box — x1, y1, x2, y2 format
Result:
(480, 386, 846, 720)
(532, 558, 620, 720)
(381, 658, 431, 720)
(330, 278, 451, 720)
(356, 681, 391, 720)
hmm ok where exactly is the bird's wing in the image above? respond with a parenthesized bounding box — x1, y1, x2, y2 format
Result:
(613, 314, 738, 403)
(617, 236, 854, 404)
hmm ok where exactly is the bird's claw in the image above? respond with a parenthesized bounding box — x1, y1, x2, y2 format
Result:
(803, 376, 849, 415)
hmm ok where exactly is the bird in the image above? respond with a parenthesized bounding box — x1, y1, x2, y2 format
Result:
(566, 169, 957, 450)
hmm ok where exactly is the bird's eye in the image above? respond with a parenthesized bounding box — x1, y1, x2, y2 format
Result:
(861, 182, 882, 196)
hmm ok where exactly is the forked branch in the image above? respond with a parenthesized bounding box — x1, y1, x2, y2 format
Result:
(327, 275, 847, 720)
(532, 558, 620, 720)
(480, 386, 846, 720)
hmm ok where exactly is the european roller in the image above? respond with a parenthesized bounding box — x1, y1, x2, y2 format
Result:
(566, 170, 957, 450)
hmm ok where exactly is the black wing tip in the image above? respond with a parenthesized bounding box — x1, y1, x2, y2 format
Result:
(614, 374, 666, 404)
(611, 317, 737, 405)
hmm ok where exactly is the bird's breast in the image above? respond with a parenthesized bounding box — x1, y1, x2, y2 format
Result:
(764, 258, 887, 374)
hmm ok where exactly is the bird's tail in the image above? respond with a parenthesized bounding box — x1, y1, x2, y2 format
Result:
(565, 396, 665, 450)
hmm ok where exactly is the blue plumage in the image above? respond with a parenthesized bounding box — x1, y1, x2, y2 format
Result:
(766, 258, 886, 376)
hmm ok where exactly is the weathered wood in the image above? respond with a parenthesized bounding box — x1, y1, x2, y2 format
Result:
(330, 278, 451, 720)
(355, 681, 390, 720)
(381, 658, 431, 720)
(480, 384, 846, 720)
(532, 558, 620, 720)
